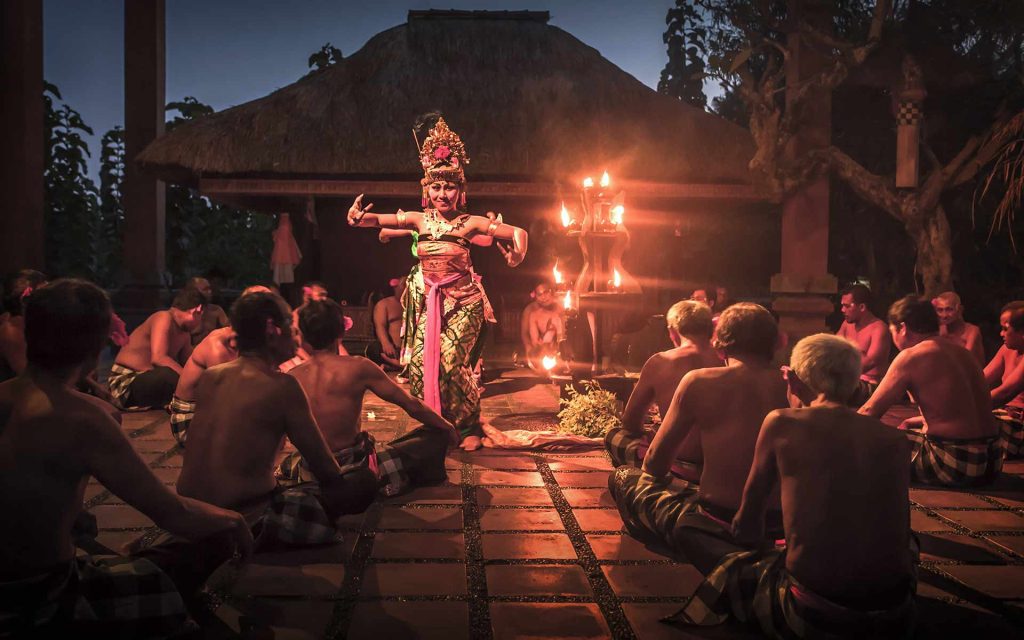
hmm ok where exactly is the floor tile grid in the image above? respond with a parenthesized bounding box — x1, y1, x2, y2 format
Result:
(324, 504, 384, 639)
(912, 503, 1024, 564)
(83, 413, 174, 511)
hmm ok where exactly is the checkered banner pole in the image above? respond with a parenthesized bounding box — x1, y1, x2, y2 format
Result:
(896, 94, 925, 188)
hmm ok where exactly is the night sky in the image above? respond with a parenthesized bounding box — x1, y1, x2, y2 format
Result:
(44, 0, 675, 178)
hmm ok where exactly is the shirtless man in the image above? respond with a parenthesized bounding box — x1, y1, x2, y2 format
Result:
(933, 291, 985, 365)
(520, 283, 564, 371)
(0, 279, 251, 636)
(108, 288, 203, 410)
(860, 295, 1000, 487)
(175, 292, 375, 548)
(276, 299, 457, 495)
(610, 303, 787, 552)
(281, 281, 349, 372)
(988, 301, 1024, 458)
(668, 334, 915, 636)
(0, 269, 47, 382)
(187, 276, 229, 345)
(606, 300, 722, 471)
(372, 277, 406, 369)
(835, 284, 891, 404)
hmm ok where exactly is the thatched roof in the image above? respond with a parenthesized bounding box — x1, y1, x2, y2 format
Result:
(138, 10, 755, 187)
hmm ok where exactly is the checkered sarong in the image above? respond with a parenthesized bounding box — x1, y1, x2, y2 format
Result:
(994, 407, 1024, 459)
(605, 428, 701, 479)
(904, 429, 1003, 488)
(277, 431, 410, 497)
(167, 396, 195, 446)
(609, 465, 700, 551)
(0, 556, 187, 637)
(254, 484, 339, 548)
(107, 363, 141, 410)
(848, 378, 878, 407)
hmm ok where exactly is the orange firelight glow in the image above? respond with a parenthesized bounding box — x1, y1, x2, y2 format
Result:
(610, 204, 625, 225)
(582, 176, 594, 189)
(613, 269, 622, 288)
(563, 290, 572, 309)
(600, 171, 610, 188)
(560, 203, 571, 227)
(542, 355, 557, 371)
(553, 261, 563, 285)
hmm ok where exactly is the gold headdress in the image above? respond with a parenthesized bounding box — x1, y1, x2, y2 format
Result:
(416, 117, 470, 207)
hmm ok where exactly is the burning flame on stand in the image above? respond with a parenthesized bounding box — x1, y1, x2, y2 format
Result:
(582, 176, 594, 189)
(560, 203, 571, 228)
(610, 204, 625, 225)
(542, 355, 557, 371)
(613, 269, 622, 288)
(563, 290, 572, 309)
(552, 261, 563, 285)
(600, 171, 610, 189)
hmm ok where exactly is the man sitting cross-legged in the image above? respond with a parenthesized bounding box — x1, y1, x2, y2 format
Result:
(609, 303, 787, 554)
(108, 287, 204, 410)
(933, 290, 985, 365)
(0, 279, 252, 637)
(836, 283, 891, 405)
(667, 334, 916, 638)
(860, 295, 1001, 487)
(168, 285, 272, 445)
(170, 292, 378, 551)
(277, 299, 458, 496)
(605, 300, 722, 475)
(988, 300, 1024, 458)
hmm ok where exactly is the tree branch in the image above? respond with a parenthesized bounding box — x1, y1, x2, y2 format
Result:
(826, 146, 903, 218)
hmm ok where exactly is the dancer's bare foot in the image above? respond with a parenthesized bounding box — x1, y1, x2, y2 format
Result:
(460, 435, 483, 451)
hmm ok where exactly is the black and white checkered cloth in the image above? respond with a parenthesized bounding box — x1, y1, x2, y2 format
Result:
(604, 427, 649, 468)
(897, 101, 923, 126)
(994, 407, 1024, 459)
(609, 465, 700, 550)
(277, 432, 411, 498)
(904, 429, 1003, 487)
(167, 396, 195, 446)
(255, 483, 340, 547)
(106, 363, 141, 410)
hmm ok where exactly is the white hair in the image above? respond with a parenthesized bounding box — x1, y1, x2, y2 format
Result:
(790, 334, 862, 402)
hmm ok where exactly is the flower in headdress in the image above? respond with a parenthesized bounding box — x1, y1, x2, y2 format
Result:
(434, 146, 451, 160)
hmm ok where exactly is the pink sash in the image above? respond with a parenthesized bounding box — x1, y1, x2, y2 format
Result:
(422, 272, 464, 413)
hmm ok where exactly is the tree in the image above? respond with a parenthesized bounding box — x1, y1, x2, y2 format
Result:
(679, 0, 1024, 296)
(659, 3, 709, 108)
(307, 43, 343, 72)
(97, 126, 125, 283)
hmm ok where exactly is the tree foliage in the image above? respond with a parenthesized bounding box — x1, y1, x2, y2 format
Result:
(307, 43, 343, 71)
(659, 3, 708, 108)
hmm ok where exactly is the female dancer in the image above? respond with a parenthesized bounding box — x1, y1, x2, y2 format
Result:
(347, 117, 527, 450)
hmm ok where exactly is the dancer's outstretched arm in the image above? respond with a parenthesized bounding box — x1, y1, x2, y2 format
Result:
(464, 214, 528, 266)
(347, 194, 422, 229)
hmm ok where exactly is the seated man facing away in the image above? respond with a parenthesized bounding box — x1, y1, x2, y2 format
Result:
(173, 291, 375, 550)
(836, 284, 891, 404)
(186, 276, 229, 346)
(933, 291, 985, 365)
(610, 303, 787, 554)
(0, 269, 48, 383)
(0, 279, 251, 637)
(168, 285, 272, 445)
(519, 282, 564, 371)
(277, 299, 457, 495)
(668, 334, 916, 638)
(606, 300, 721, 472)
(988, 301, 1024, 458)
(860, 295, 1001, 487)
(108, 287, 203, 410)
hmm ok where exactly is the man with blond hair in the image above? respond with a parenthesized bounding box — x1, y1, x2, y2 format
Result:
(667, 334, 916, 637)
(610, 303, 787, 553)
(933, 291, 984, 364)
(605, 300, 721, 472)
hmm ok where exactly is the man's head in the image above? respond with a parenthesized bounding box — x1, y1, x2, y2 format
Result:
(230, 292, 295, 363)
(840, 284, 873, 323)
(3, 269, 48, 317)
(712, 302, 778, 361)
(298, 299, 346, 352)
(1000, 300, 1024, 352)
(715, 285, 730, 309)
(932, 291, 963, 326)
(665, 300, 713, 346)
(787, 334, 862, 407)
(887, 295, 939, 350)
(531, 282, 556, 309)
(301, 281, 329, 304)
(390, 277, 407, 299)
(187, 276, 213, 302)
(241, 285, 273, 297)
(690, 287, 717, 310)
(24, 279, 111, 376)
(171, 287, 205, 331)
(426, 180, 463, 214)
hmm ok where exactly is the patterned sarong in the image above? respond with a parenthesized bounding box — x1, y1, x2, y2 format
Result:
(0, 556, 188, 637)
(994, 406, 1024, 459)
(609, 465, 700, 551)
(848, 377, 878, 407)
(904, 429, 1003, 487)
(253, 484, 340, 548)
(605, 427, 700, 478)
(106, 363, 141, 410)
(167, 396, 195, 446)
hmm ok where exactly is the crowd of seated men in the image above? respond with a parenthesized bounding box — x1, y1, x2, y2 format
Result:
(0, 276, 457, 635)
(606, 285, 1023, 636)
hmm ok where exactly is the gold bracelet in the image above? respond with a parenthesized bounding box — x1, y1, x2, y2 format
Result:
(486, 213, 503, 236)
(396, 210, 407, 226)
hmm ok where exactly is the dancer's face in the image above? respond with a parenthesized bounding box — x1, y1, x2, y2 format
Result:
(428, 181, 461, 214)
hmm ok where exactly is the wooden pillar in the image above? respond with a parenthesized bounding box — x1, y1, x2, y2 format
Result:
(121, 0, 166, 304)
(0, 0, 45, 274)
(771, 0, 837, 346)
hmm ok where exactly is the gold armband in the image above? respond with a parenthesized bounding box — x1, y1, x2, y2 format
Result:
(396, 210, 407, 226)
(486, 213, 503, 236)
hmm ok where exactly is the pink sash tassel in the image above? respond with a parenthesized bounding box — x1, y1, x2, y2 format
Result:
(422, 273, 463, 414)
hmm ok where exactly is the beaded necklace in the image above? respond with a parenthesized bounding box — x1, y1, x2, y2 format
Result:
(421, 208, 467, 240)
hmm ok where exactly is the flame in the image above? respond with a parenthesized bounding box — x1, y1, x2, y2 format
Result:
(600, 171, 610, 188)
(563, 290, 572, 309)
(560, 203, 571, 227)
(553, 261, 563, 285)
(610, 204, 625, 225)
(582, 176, 594, 189)
(542, 355, 557, 371)
(613, 269, 622, 288)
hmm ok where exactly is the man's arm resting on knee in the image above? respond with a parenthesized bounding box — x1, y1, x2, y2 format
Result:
(732, 413, 781, 546)
(992, 356, 1024, 408)
(150, 312, 185, 373)
(82, 407, 252, 559)
(642, 372, 698, 478)
(859, 353, 911, 419)
(620, 355, 658, 433)
(362, 359, 458, 443)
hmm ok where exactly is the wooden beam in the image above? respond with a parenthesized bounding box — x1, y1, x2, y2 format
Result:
(199, 178, 765, 201)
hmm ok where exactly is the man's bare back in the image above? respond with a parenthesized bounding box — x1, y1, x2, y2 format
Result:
(174, 327, 237, 401)
(116, 310, 193, 373)
(863, 338, 994, 439)
(941, 321, 984, 364)
(837, 318, 889, 382)
(738, 407, 913, 602)
(621, 342, 722, 431)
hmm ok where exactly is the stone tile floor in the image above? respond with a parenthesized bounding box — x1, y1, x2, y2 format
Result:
(79, 369, 1024, 638)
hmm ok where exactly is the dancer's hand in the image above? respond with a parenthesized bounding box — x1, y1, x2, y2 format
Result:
(496, 242, 523, 267)
(347, 194, 374, 226)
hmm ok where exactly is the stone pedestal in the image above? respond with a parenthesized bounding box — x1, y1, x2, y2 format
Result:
(771, 273, 837, 358)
